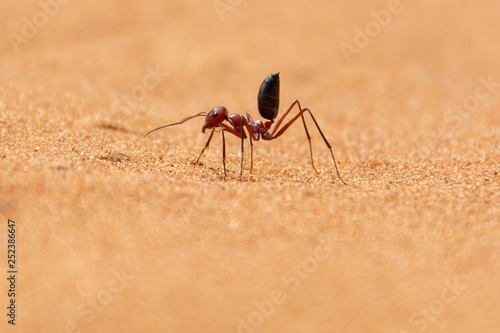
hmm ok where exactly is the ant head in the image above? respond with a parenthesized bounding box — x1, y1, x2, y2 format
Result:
(202, 106, 227, 133)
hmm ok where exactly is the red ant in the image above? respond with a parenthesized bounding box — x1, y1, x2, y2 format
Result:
(143, 73, 346, 184)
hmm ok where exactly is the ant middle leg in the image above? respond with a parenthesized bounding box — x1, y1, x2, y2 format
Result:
(238, 115, 256, 179)
(245, 111, 255, 173)
(221, 119, 255, 180)
(239, 115, 244, 180)
(222, 128, 227, 179)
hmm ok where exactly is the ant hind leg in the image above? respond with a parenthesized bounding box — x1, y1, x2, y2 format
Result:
(273, 102, 346, 184)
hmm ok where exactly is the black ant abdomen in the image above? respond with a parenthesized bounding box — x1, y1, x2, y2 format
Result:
(257, 72, 280, 122)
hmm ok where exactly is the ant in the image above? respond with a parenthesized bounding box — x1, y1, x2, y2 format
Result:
(143, 73, 346, 184)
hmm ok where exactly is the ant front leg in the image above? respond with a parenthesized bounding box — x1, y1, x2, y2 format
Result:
(194, 127, 216, 165)
(194, 127, 228, 180)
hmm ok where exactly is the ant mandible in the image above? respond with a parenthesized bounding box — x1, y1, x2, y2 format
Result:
(143, 73, 346, 184)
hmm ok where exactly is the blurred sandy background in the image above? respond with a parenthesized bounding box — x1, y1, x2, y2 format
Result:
(1, 0, 500, 332)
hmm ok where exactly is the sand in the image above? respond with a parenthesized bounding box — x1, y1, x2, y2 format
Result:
(1, 0, 500, 332)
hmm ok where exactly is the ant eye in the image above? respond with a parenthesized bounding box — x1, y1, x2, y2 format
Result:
(213, 112, 218, 118)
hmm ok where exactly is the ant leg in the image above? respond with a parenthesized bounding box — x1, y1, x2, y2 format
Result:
(222, 128, 227, 180)
(240, 115, 244, 180)
(194, 127, 216, 165)
(300, 114, 320, 174)
(219, 119, 257, 179)
(249, 135, 254, 173)
(271, 99, 301, 136)
(304, 109, 346, 185)
(273, 100, 319, 174)
(270, 100, 318, 172)
(244, 112, 255, 173)
(273, 103, 346, 185)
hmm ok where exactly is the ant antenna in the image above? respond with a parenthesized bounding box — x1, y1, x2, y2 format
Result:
(143, 112, 207, 138)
